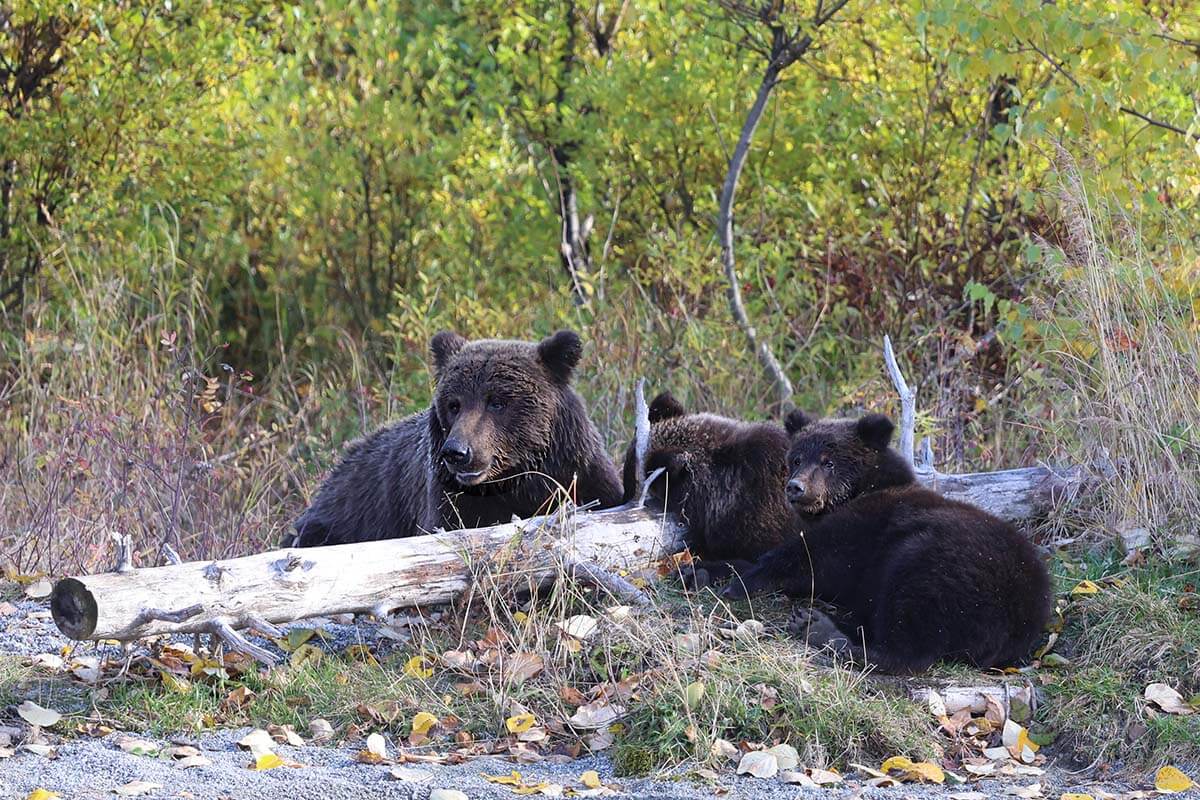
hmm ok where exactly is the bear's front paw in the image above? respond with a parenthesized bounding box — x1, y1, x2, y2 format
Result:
(677, 563, 714, 592)
(787, 606, 848, 651)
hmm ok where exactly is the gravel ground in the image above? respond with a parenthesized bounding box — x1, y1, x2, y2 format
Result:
(2, 599, 1197, 800)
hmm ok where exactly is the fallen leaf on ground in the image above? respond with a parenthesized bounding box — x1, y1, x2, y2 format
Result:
(881, 755, 945, 783)
(506, 713, 537, 734)
(737, 750, 779, 779)
(22, 744, 56, 757)
(1070, 580, 1100, 595)
(26, 791, 59, 800)
(237, 728, 275, 756)
(557, 615, 598, 641)
(1059, 793, 1095, 800)
(389, 766, 433, 782)
(1007, 782, 1043, 798)
(684, 681, 706, 709)
(404, 655, 435, 679)
(115, 781, 163, 796)
(483, 770, 552, 794)
(568, 701, 625, 730)
(950, 793, 988, 800)
(250, 752, 285, 770)
(30, 654, 64, 670)
(268, 723, 305, 746)
(735, 619, 765, 642)
(506, 652, 545, 683)
(290, 643, 324, 668)
(412, 711, 438, 736)
(1155, 766, 1195, 793)
(175, 755, 213, 769)
(309, 718, 335, 742)
(1144, 683, 1195, 715)
(356, 732, 391, 764)
(429, 791, 469, 800)
(17, 700, 62, 728)
(580, 770, 602, 789)
(765, 743, 799, 771)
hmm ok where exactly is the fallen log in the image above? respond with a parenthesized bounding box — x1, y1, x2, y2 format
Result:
(884, 335, 1095, 521)
(50, 504, 686, 664)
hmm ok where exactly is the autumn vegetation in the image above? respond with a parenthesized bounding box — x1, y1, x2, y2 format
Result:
(1, 0, 1198, 783)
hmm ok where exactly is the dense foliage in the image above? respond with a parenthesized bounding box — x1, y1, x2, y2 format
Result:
(1, 1, 1197, 564)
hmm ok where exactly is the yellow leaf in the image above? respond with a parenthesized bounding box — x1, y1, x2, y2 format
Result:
(412, 711, 438, 736)
(404, 655, 434, 679)
(290, 643, 323, 668)
(1060, 794, 1095, 800)
(581, 770, 602, 789)
(506, 713, 536, 733)
(912, 762, 945, 784)
(251, 752, 284, 771)
(483, 771, 525, 786)
(513, 611, 529, 623)
(685, 681, 706, 709)
(159, 670, 190, 694)
(1070, 580, 1099, 596)
(26, 791, 60, 800)
(1155, 766, 1196, 793)
(882, 756, 915, 773)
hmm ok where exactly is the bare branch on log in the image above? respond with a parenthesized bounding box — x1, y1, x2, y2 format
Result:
(882, 333, 1093, 521)
(112, 532, 134, 573)
(882, 335, 916, 466)
(209, 617, 279, 665)
(562, 557, 652, 607)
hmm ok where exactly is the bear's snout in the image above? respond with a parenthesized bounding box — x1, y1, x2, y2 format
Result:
(441, 438, 472, 467)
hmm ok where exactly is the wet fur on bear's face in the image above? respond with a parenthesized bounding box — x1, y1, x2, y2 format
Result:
(430, 330, 582, 487)
(783, 411, 911, 514)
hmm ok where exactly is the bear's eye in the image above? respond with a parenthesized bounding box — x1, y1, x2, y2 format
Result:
(447, 399, 461, 415)
(486, 396, 506, 412)
(822, 459, 835, 472)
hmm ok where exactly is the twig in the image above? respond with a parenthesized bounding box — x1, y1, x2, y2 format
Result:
(883, 335, 916, 466)
(562, 557, 652, 607)
(209, 617, 278, 665)
(633, 378, 650, 495)
(111, 532, 134, 573)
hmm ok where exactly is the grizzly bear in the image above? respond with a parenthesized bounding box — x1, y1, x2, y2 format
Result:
(291, 330, 623, 547)
(723, 411, 1052, 673)
(621, 392, 794, 584)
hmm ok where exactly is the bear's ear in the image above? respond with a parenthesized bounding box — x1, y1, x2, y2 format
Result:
(430, 331, 468, 376)
(855, 413, 895, 451)
(537, 329, 583, 383)
(649, 391, 685, 423)
(784, 409, 813, 436)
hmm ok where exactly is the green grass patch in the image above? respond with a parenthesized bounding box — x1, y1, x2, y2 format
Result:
(1038, 551, 1200, 768)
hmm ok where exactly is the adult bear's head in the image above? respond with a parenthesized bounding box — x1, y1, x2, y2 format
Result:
(428, 329, 584, 487)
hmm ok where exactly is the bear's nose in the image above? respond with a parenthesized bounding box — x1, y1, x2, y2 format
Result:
(786, 478, 805, 500)
(441, 439, 472, 467)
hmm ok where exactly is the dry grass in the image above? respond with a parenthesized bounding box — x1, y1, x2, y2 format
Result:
(1039, 158, 1200, 550)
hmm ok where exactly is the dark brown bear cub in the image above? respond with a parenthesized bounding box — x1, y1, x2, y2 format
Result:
(725, 411, 1051, 674)
(292, 330, 623, 546)
(622, 392, 793, 584)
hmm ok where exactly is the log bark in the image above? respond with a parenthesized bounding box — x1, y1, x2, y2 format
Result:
(50, 505, 686, 661)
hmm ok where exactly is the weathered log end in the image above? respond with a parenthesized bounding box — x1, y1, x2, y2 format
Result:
(50, 577, 99, 640)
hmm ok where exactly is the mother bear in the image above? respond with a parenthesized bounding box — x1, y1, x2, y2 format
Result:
(290, 330, 623, 546)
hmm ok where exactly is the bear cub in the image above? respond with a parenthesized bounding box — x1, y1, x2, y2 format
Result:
(725, 411, 1051, 673)
(292, 330, 623, 546)
(622, 392, 794, 584)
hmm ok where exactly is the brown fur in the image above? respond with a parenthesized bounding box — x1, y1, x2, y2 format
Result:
(292, 330, 622, 546)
